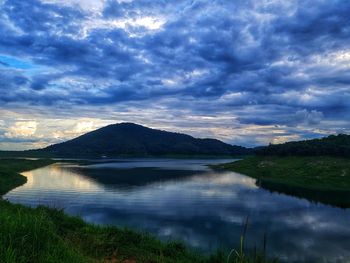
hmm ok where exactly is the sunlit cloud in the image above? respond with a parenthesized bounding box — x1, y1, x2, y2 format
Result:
(52, 119, 102, 140)
(5, 121, 38, 138)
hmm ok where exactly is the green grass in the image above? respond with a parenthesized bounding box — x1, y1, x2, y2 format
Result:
(0, 201, 208, 263)
(0, 158, 277, 263)
(214, 156, 350, 207)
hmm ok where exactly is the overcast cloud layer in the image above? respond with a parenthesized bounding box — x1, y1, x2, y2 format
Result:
(0, 0, 349, 150)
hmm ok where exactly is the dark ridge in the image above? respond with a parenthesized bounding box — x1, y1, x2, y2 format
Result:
(38, 122, 251, 157)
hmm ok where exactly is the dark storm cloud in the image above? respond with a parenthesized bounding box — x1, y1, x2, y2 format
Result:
(0, 136, 41, 143)
(0, 0, 349, 146)
(0, 61, 9, 67)
(274, 1, 350, 52)
(238, 108, 324, 126)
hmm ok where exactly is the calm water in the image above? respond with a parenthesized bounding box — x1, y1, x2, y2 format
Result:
(4, 159, 350, 262)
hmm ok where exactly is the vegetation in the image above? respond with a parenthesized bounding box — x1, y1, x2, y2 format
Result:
(255, 134, 350, 157)
(0, 201, 209, 263)
(0, 158, 276, 263)
(40, 123, 252, 157)
(0, 151, 55, 158)
(215, 156, 350, 207)
(0, 159, 55, 195)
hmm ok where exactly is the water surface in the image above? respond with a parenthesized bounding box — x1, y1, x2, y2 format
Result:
(4, 158, 350, 262)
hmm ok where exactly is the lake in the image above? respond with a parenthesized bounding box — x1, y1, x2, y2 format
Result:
(4, 158, 350, 262)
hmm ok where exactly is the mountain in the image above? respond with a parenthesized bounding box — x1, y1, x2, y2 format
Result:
(255, 134, 350, 157)
(39, 123, 251, 157)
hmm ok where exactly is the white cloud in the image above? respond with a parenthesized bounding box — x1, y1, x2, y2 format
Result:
(53, 119, 102, 140)
(310, 49, 350, 69)
(41, 0, 105, 13)
(74, 120, 94, 133)
(81, 16, 166, 38)
(5, 121, 38, 138)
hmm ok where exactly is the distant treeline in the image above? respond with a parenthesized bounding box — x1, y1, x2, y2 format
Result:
(255, 134, 350, 157)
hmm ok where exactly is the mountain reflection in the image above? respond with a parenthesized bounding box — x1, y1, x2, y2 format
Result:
(21, 164, 99, 191)
(5, 159, 350, 263)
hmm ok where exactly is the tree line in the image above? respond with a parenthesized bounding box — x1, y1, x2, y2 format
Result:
(255, 134, 350, 157)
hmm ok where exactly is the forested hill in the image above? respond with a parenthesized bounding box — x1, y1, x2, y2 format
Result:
(40, 123, 251, 157)
(255, 134, 350, 157)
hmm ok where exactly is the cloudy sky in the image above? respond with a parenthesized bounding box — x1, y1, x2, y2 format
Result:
(0, 0, 349, 150)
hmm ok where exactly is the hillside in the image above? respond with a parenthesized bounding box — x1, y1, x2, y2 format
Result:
(215, 156, 350, 208)
(255, 134, 350, 157)
(39, 123, 250, 157)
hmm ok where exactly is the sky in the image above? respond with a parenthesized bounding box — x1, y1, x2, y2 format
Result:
(0, 0, 349, 150)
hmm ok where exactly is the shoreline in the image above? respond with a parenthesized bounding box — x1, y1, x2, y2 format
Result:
(213, 156, 350, 208)
(0, 158, 276, 263)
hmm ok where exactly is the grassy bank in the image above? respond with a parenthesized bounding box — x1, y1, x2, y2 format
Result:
(0, 159, 55, 195)
(0, 158, 277, 263)
(215, 156, 350, 207)
(0, 201, 208, 263)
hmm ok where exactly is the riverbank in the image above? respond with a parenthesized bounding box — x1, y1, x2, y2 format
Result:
(0, 158, 276, 263)
(214, 156, 350, 208)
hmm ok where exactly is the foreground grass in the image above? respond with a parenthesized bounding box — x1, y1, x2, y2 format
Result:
(215, 156, 350, 207)
(0, 158, 277, 263)
(1, 201, 208, 263)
